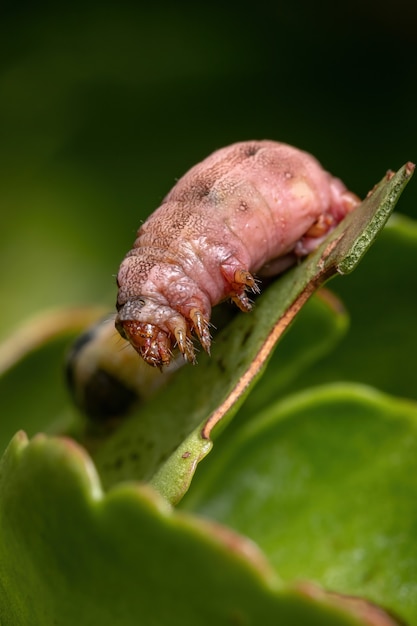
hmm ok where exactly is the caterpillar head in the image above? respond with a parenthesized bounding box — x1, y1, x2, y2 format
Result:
(115, 297, 199, 368)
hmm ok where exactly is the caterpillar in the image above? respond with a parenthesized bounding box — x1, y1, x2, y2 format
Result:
(115, 140, 359, 368)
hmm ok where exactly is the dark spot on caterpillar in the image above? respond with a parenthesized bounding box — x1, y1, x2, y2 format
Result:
(164, 215, 190, 232)
(129, 451, 140, 462)
(177, 175, 215, 203)
(243, 143, 261, 157)
(192, 178, 213, 199)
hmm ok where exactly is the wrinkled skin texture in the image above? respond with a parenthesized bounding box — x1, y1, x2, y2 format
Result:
(116, 140, 360, 367)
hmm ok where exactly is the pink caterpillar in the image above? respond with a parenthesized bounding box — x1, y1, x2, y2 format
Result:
(116, 140, 359, 367)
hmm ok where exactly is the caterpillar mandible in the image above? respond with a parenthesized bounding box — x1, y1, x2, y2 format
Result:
(115, 140, 360, 368)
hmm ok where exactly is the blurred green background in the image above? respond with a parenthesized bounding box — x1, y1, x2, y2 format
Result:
(0, 0, 416, 339)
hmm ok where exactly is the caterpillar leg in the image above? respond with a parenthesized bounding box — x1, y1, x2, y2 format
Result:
(220, 263, 260, 313)
(231, 291, 253, 312)
(233, 269, 261, 294)
(295, 212, 338, 256)
(173, 325, 197, 364)
(189, 308, 212, 354)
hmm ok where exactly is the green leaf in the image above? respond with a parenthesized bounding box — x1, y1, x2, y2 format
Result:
(284, 213, 417, 399)
(0, 431, 402, 626)
(181, 383, 417, 625)
(91, 164, 413, 503)
(237, 288, 349, 419)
